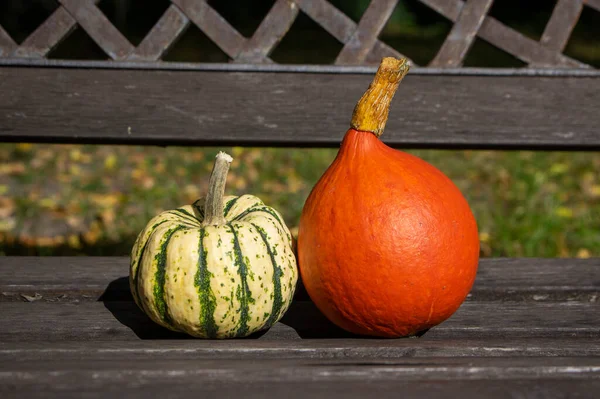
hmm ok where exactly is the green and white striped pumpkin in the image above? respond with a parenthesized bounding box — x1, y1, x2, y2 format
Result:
(129, 152, 298, 338)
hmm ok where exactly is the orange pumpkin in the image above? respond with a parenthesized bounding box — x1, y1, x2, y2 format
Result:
(297, 57, 480, 338)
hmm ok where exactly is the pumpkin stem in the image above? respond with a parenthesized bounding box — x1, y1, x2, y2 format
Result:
(350, 57, 410, 137)
(202, 151, 233, 226)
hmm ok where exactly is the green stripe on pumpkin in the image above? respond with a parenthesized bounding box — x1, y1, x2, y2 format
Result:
(228, 223, 254, 337)
(153, 225, 187, 326)
(195, 228, 218, 337)
(223, 196, 240, 216)
(132, 219, 169, 306)
(192, 201, 205, 219)
(170, 208, 200, 225)
(233, 207, 290, 240)
(252, 223, 283, 328)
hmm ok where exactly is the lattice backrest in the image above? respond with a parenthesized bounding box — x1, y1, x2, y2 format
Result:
(0, 0, 597, 68)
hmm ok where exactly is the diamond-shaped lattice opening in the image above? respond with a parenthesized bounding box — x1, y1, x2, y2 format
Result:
(97, 0, 171, 46)
(269, 11, 343, 64)
(488, 0, 558, 41)
(379, 0, 452, 66)
(0, 0, 59, 44)
(162, 24, 230, 63)
(563, 5, 600, 68)
(48, 27, 108, 60)
(207, 0, 275, 38)
(463, 37, 526, 68)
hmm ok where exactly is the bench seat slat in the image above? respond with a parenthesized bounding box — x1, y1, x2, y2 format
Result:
(1, 257, 598, 303)
(0, 67, 599, 149)
(1, 356, 599, 398)
(0, 301, 597, 341)
(2, 379, 599, 399)
(2, 337, 600, 360)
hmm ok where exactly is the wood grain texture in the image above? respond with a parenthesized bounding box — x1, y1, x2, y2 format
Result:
(58, 0, 134, 60)
(538, 0, 584, 53)
(429, 0, 494, 67)
(3, 337, 600, 360)
(0, 301, 597, 341)
(1, 356, 599, 381)
(235, 0, 299, 63)
(11, 7, 77, 59)
(1, 257, 598, 303)
(335, 0, 398, 65)
(0, 67, 599, 149)
(2, 378, 599, 399)
(171, 0, 244, 59)
(128, 5, 189, 61)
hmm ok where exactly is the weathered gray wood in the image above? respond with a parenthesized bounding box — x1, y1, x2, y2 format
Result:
(1, 378, 599, 399)
(538, 0, 584, 53)
(335, 0, 398, 65)
(429, 0, 494, 67)
(0, 301, 597, 341)
(1, 67, 598, 149)
(127, 5, 189, 62)
(295, 0, 356, 43)
(235, 0, 298, 63)
(2, 337, 600, 361)
(58, 0, 134, 60)
(295, 0, 407, 65)
(419, 0, 586, 68)
(171, 0, 244, 60)
(1, 257, 598, 303)
(587, 0, 600, 13)
(0, 26, 17, 57)
(2, 356, 599, 380)
(10, 7, 77, 59)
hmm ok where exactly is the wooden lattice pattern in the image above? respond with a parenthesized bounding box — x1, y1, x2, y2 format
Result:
(0, 0, 597, 68)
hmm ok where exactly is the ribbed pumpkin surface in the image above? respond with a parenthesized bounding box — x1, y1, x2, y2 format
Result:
(129, 194, 297, 338)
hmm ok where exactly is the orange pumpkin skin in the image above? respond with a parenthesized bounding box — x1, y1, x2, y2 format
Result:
(297, 128, 480, 338)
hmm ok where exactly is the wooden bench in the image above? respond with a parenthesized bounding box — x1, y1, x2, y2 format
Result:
(1, 1, 599, 397)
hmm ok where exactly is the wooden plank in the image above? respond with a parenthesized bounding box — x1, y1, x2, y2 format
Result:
(2, 337, 600, 361)
(335, 0, 398, 65)
(1, 257, 598, 303)
(127, 5, 190, 62)
(2, 377, 599, 399)
(1, 356, 599, 380)
(419, 0, 588, 68)
(0, 67, 599, 149)
(538, 0, 584, 53)
(0, 301, 597, 341)
(429, 0, 494, 67)
(235, 0, 299, 63)
(58, 0, 134, 60)
(11, 7, 77, 59)
(171, 0, 245, 59)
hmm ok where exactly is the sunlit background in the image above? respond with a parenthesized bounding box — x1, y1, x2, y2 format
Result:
(0, 0, 599, 257)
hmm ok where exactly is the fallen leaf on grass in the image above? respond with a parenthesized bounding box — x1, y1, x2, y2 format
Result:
(104, 154, 117, 171)
(0, 196, 15, 218)
(0, 163, 25, 175)
(89, 193, 122, 208)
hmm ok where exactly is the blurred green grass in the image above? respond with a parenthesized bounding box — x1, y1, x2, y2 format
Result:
(1, 143, 598, 258)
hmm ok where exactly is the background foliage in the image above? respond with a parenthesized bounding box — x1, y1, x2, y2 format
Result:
(0, 0, 598, 257)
